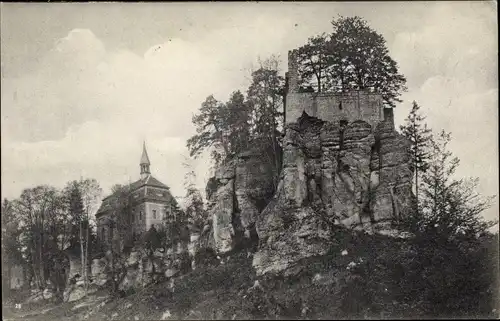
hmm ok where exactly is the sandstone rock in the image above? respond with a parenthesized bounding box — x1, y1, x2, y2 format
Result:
(253, 198, 330, 276)
(254, 114, 414, 276)
(215, 161, 236, 180)
(67, 287, 86, 302)
(211, 179, 235, 254)
(127, 251, 140, 266)
(200, 142, 278, 255)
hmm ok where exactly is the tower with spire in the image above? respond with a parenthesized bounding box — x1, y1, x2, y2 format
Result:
(96, 141, 179, 246)
(140, 141, 151, 179)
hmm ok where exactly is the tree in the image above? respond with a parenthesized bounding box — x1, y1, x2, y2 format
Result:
(187, 95, 231, 165)
(103, 184, 133, 294)
(295, 15, 407, 107)
(75, 178, 101, 294)
(11, 185, 73, 299)
(182, 157, 207, 234)
(296, 34, 330, 92)
(66, 182, 85, 293)
(247, 56, 285, 189)
(226, 90, 252, 155)
(400, 101, 432, 216)
(1, 199, 23, 296)
(14, 186, 62, 289)
(187, 90, 253, 166)
(415, 130, 496, 241)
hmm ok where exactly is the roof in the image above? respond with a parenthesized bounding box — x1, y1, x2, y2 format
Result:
(140, 141, 150, 165)
(96, 174, 170, 216)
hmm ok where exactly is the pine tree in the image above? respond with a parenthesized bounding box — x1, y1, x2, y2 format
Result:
(418, 130, 496, 241)
(400, 101, 432, 216)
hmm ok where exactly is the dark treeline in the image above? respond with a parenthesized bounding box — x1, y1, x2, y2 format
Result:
(1, 179, 102, 302)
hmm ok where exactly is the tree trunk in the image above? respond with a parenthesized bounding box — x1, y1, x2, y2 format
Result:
(7, 264, 12, 294)
(270, 102, 279, 190)
(415, 164, 419, 217)
(85, 220, 90, 294)
(38, 232, 45, 289)
(317, 71, 322, 93)
(80, 221, 85, 288)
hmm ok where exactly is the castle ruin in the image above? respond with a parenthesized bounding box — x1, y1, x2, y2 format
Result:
(284, 49, 394, 127)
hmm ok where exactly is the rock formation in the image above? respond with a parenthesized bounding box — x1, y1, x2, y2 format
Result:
(202, 143, 278, 254)
(252, 112, 415, 275)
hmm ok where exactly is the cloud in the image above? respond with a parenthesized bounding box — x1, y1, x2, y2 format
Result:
(390, 2, 497, 89)
(1, 21, 294, 200)
(1, 4, 497, 224)
(390, 2, 498, 222)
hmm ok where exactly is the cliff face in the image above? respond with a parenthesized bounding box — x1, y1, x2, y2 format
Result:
(202, 144, 278, 254)
(198, 112, 414, 276)
(252, 112, 415, 275)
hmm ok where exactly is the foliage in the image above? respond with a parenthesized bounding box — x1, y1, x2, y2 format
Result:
(12, 186, 72, 290)
(182, 156, 208, 233)
(405, 130, 497, 241)
(1, 177, 102, 300)
(187, 56, 284, 189)
(400, 101, 433, 214)
(66, 183, 85, 248)
(247, 56, 285, 188)
(187, 95, 234, 164)
(225, 90, 252, 155)
(338, 231, 499, 319)
(295, 15, 407, 107)
(2, 199, 24, 296)
(296, 34, 330, 92)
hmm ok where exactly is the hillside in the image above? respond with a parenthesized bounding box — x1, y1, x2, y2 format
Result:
(4, 228, 498, 320)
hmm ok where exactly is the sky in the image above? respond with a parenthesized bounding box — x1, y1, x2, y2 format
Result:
(1, 2, 498, 224)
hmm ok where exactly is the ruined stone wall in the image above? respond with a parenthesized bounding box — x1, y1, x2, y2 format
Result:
(286, 91, 384, 128)
(285, 50, 385, 128)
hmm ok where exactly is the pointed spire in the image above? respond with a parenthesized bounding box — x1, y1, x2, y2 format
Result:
(140, 141, 151, 179)
(140, 141, 150, 165)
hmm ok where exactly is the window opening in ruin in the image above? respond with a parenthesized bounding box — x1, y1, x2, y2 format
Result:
(340, 120, 348, 127)
(140, 211, 143, 220)
(339, 102, 343, 110)
(153, 209, 157, 219)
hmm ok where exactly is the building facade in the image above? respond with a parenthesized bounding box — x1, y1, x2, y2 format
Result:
(96, 142, 178, 245)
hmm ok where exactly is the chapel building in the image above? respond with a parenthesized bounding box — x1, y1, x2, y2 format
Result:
(96, 142, 178, 245)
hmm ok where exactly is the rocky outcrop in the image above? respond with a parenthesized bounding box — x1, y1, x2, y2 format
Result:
(204, 144, 278, 254)
(117, 243, 191, 292)
(253, 112, 415, 276)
